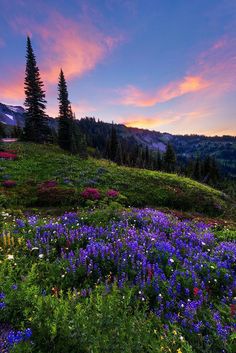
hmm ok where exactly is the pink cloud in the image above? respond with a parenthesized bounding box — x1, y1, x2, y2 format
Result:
(0, 74, 24, 103)
(118, 35, 236, 108)
(119, 109, 211, 130)
(11, 11, 123, 84)
(119, 76, 210, 107)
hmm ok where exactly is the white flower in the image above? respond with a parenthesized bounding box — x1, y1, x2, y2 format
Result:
(32, 247, 39, 251)
(169, 258, 174, 263)
(7, 254, 14, 260)
(38, 254, 44, 259)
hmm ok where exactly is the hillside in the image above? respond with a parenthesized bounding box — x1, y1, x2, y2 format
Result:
(0, 142, 235, 219)
(1, 102, 236, 176)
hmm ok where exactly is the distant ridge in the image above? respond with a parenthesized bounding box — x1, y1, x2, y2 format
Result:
(1, 102, 235, 176)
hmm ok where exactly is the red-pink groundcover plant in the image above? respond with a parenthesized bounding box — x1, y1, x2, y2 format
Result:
(106, 189, 119, 198)
(2, 180, 17, 188)
(38, 180, 58, 189)
(0, 152, 17, 160)
(81, 187, 101, 200)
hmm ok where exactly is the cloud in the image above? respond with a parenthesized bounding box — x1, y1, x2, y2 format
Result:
(118, 75, 211, 107)
(0, 74, 24, 103)
(46, 101, 97, 118)
(117, 35, 236, 108)
(11, 11, 123, 84)
(120, 109, 212, 130)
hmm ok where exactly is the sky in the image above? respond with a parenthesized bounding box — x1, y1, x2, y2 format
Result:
(0, 0, 236, 136)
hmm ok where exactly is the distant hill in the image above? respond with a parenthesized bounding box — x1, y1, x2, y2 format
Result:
(1, 102, 236, 176)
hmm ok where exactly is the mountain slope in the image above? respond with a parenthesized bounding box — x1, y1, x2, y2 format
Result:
(0, 103, 25, 126)
(1, 102, 236, 176)
(0, 142, 235, 219)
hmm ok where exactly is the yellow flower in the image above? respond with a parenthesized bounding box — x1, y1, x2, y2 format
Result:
(177, 349, 182, 353)
(173, 330, 177, 335)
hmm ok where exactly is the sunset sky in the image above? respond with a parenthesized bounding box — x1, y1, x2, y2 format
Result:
(0, 0, 235, 136)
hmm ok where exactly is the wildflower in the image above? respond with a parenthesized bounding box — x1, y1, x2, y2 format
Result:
(193, 287, 199, 296)
(177, 349, 182, 353)
(7, 254, 14, 260)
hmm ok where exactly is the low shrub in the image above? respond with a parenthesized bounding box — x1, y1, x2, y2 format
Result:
(106, 189, 119, 198)
(81, 187, 101, 200)
(37, 186, 77, 206)
(2, 180, 17, 188)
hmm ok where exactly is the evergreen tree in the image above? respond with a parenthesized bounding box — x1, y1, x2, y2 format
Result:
(154, 149, 162, 170)
(0, 122, 5, 139)
(107, 123, 118, 161)
(115, 142, 123, 165)
(193, 157, 202, 180)
(164, 142, 176, 172)
(24, 36, 49, 143)
(57, 69, 72, 151)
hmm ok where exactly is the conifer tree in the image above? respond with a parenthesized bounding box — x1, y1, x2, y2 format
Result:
(193, 156, 202, 180)
(0, 122, 5, 139)
(24, 36, 49, 143)
(107, 123, 118, 161)
(57, 70, 87, 156)
(115, 142, 123, 165)
(57, 69, 72, 151)
(164, 142, 176, 172)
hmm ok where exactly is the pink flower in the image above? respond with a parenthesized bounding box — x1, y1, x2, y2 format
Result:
(0, 152, 17, 160)
(193, 287, 199, 296)
(106, 189, 119, 198)
(81, 187, 101, 200)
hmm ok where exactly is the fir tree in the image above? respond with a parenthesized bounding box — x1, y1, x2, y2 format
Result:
(24, 36, 49, 143)
(107, 123, 118, 161)
(193, 157, 202, 180)
(164, 142, 176, 172)
(0, 122, 5, 139)
(57, 69, 72, 151)
(115, 142, 123, 165)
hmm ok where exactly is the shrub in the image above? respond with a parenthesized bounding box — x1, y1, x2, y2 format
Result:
(81, 187, 101, 200)
(2, 180, 17, 188)
(37, 186, 77, 206)
(106, 189, 119, 198)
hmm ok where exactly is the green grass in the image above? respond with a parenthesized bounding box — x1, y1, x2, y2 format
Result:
(0, 142, 235, 218)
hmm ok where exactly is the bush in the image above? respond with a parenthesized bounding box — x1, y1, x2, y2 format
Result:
(106, 189, 119, 198)
(37, 186, 77, 206)
(2, 180, 17, 188)
(81, 187, 101, 200)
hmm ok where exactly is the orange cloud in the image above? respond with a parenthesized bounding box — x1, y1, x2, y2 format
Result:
(11, 11, 123, 84)
(46, 101, 97, 118)
(119, 75, 210, 107)
(120, 109, 212, 130)
(0, 74, 24, 103)
(118, 35, 236, 108)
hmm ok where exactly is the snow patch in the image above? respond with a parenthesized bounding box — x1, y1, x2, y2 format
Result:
(5, 114, 14, 121)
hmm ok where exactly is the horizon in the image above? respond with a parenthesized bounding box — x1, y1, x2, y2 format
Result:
(0, 0, 236, 136)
